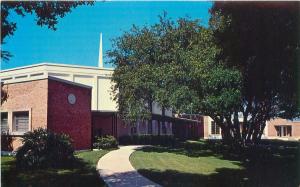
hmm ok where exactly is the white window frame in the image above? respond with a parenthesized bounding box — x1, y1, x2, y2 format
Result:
(1, 112, 9, 133)
(211, 121, 220, 135)
(275, 125, 292, 137)
(11, 109, 31, 135)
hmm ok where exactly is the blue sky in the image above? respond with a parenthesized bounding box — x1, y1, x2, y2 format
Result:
(1, 1, 212, 70)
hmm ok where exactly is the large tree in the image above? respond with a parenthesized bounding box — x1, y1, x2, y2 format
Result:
(1, 1, 93, 61)
(210, 2, 300, 144)
(108, 14, 241, 136)
(110, 3, 300, 145)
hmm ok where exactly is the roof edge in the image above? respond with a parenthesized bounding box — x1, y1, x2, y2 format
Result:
(1, 62, 114, 73)
(48, 76, 92, 89)
(1, 75, 92, 90)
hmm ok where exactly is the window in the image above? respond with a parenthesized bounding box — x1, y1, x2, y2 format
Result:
(96, 129, 102, 137)
(13, 111, 29, 132)
(162, 122, 167, 134)
(1, 112, 8, 133)
(275, 125, 292, 137)
(148, 121, 152, 134)
(211, 121, 220, 135)
(131, 127, 137, 135)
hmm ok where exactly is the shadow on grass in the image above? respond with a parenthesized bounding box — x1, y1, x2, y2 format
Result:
(137, 160, 300, 187)
(141, 145, 217, 157)
(137, 168, 247, 187)
(137, 140, 300, 187)
(1, 156, 106, 187)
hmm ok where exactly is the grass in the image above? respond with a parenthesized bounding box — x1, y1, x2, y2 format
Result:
(130, 140, 300, 187)
(1, 150, 110, 187)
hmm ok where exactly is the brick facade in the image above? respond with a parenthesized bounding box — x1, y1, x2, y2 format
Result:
(3, 74, 298, 153)
(1, 79, 48, 150)
(267, 118, 300, 140)
(92, 112, 115, 137)
(92, 112, 133, 138)
(92, 112, 202, 140)
(1, 79, 48, 131)
(47, 79, 92, 150)
(1, 78, 92, 150)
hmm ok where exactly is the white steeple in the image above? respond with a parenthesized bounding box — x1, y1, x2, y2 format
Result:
(98, 33, 103, 68)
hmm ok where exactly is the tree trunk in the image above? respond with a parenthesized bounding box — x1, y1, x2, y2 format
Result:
(233, 111, 242, 144)
(219, 122, 233, 145)
(257, 120, 266, 140)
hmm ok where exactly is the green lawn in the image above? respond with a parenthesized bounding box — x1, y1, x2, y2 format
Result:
(130, 140, 300, 187)
(1, 150, 110, 187)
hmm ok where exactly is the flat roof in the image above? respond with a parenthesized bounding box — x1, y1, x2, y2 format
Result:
(1, 75, 92, 89)
(48, 76, 92, 89)
(0, 62, 114, 73)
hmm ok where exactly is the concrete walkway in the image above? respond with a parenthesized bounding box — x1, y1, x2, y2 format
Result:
(97, 145, 161, 187)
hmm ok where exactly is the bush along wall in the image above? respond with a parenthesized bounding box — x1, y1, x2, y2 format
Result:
(1, 132, 14, 151)
(119, 135, 177, 146)
(16, 128, 74, 169)
(93, 135, 118, 149)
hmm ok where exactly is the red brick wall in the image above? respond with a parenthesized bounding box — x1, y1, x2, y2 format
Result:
(92, 113, 113, 137)
(1, 79, 48, 150)
(92, 113, 136, 138)
(267, 118, 300, 140)
(1, 79, 48, 130)
(47, 79, 92, 150)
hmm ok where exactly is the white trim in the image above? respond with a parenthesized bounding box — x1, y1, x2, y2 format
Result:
(92, 110, 117, 113)
(1, 76, 47, 84)
(1, 62, 114, 73)
(48, 76, 92, 89)
(175, 117, 200, 123)
(1, 76, 92, 90)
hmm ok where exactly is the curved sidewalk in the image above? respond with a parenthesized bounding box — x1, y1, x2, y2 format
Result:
(97, 145, 161, 187)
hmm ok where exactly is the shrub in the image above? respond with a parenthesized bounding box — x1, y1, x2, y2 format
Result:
(93, 135, 118, 149)
(16, 128, 74, 169)
(119, 135, 176, 146)
(1, 132, 14, 151)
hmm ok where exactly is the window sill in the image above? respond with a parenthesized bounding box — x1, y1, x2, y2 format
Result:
(10, 131, 28, 136)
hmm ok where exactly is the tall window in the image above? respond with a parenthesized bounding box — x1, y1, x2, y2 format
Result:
(275, 126, 292, 137)
(211, 121, 220, 135)
(131, 126, 137, 135)
(1, 112, 8, 133)
(13, 111, 29, 132)
(162, 122, 167, 134)
(148, 121, 152, 134)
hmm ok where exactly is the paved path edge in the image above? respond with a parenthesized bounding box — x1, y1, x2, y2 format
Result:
(96, 145, 161, 187)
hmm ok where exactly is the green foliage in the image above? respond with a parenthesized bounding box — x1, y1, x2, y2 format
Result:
(119, 135, 176, 146)
(110, 6, 299, 144)
(2, 150, 109, 187)
(16, 128, 74, 169)
(93, 135, 118, 149)
(210, 2, 300, 143)
(109, 13, 241, 123)
(1, 132, 14, 151)
(1, 82, 9, 104)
